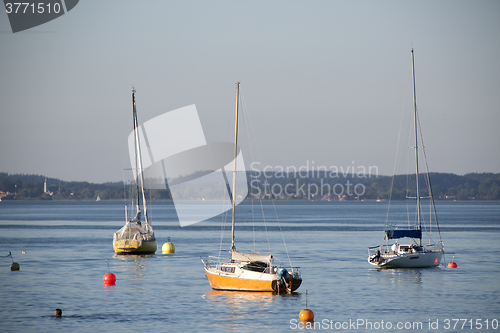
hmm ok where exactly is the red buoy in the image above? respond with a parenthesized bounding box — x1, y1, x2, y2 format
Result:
(103, 272, 116, 285)
(447, 262, 457, 268)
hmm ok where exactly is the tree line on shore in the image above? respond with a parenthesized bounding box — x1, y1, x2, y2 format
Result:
(0, 171, 499, 201)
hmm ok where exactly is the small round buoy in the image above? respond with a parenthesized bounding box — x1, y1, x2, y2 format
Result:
(162, 242, 175, 253)
(162, 238, 175, 253)
(103, 272, 116, 285)
(299, 309, 314, 322)
(448, 261, 457, 268)
(299, 290, 314, 322)
(10, 262, 20, 271)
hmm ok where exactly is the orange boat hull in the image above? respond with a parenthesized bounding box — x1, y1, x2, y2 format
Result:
(205, 269, 277, 292)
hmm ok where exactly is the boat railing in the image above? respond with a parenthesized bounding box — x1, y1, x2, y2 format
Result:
(201, 256, 219, 267)
(202, 256, 301, 277)
(369, 242, 443, 257)
(273, 258, 301, 276)
(275, 265, 301, 277)
(289, 266, 301, 277)
(367, 245, 382, 257)
(424, 243, 443, 252)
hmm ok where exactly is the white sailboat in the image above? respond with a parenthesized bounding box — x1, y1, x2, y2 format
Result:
(113, 89, 158, 255)
(368, 49, 444, 268)
(203, 82, 302, 293)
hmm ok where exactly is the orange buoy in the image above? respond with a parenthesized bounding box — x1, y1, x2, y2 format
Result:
(299, 290, 314, 322)
(299, 309, 314, 322)
(448, 262, 457, 268)
(103, 272, 116, 285)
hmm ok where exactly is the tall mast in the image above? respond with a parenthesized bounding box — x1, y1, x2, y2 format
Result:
(132, 88, 149, 224)
(132, 89, 141, 217)
(230, 82, 240, 253)
(411, 49, 422, 246)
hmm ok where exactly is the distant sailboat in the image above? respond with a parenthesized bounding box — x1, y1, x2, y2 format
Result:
(203, 82, 302, 293)
(367, 49, 444, 268)
(96, 195, 101, 201)
(113, 89, 158, 255)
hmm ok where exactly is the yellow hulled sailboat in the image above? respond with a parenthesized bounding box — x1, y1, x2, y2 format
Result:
(113, 89, 157, 255)
(203, 82, 302, 293)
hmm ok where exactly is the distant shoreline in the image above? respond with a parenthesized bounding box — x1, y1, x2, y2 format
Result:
(2, 172, 499, 201)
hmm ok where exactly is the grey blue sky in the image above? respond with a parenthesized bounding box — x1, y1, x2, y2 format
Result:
(1, 1, 499, 183)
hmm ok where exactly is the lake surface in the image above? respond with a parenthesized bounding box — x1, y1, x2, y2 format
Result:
(0, 200, 499, 332)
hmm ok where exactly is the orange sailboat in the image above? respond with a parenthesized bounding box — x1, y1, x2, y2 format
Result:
(202, 82, 302, 293)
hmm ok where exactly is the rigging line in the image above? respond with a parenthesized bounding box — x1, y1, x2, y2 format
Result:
(239, 94, 255, 249)
(218, 201, 230, 263)
(225, 89, 237, 145)
(240, 94, 257, 250)
(243, 93, 293, 267)
(123, 164, 127, 221)
(241, 95, 260, 252)
(386, 56, 412, 230)
(123, 142, 135, 221)
(0, 252, 12, 258)
(217, 184, 227, 260)
(252, 196, 256, 250)
(241, 93, 292, 267)
(217, 152, 232, 261)
(414, 106, 431, 237)
(416, 107, 443, 244)
(269, 192, 293, 268)
(406, 111, 414, 229)
(241, 94, 269, 253)
(415, 109, 434, 237)
(214, 188, 226, 261)
(240, 93, 273, 257)
(217, 85, 240, 261)
(220, 84, 243, 259)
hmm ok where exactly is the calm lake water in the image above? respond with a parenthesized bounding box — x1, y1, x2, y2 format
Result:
(0, 200, 499, 332)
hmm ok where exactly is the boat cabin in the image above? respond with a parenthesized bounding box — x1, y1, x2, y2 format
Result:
(393, 244, 424, 255)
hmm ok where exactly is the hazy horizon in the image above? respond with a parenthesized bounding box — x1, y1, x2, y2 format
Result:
(1, 1, 499, 183)
(2, 168, 497, 185)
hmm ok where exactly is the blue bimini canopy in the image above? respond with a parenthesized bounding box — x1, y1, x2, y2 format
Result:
(386, 229, 422, 239)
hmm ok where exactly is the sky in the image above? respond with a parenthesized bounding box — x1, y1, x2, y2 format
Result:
(1, 0, 499, 183)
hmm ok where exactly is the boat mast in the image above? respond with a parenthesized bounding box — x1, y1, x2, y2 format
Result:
(230, 82, 240, 254)
(411, 49, 422, 246)
(132, 88, 149, 224)
(132, 89, 141, 219)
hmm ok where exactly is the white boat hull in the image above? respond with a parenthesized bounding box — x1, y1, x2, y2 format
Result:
(368, 250, 443, 268)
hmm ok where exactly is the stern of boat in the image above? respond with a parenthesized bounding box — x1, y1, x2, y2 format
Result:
(367, 245, 385, 266)
(276, 266, 302, 293)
